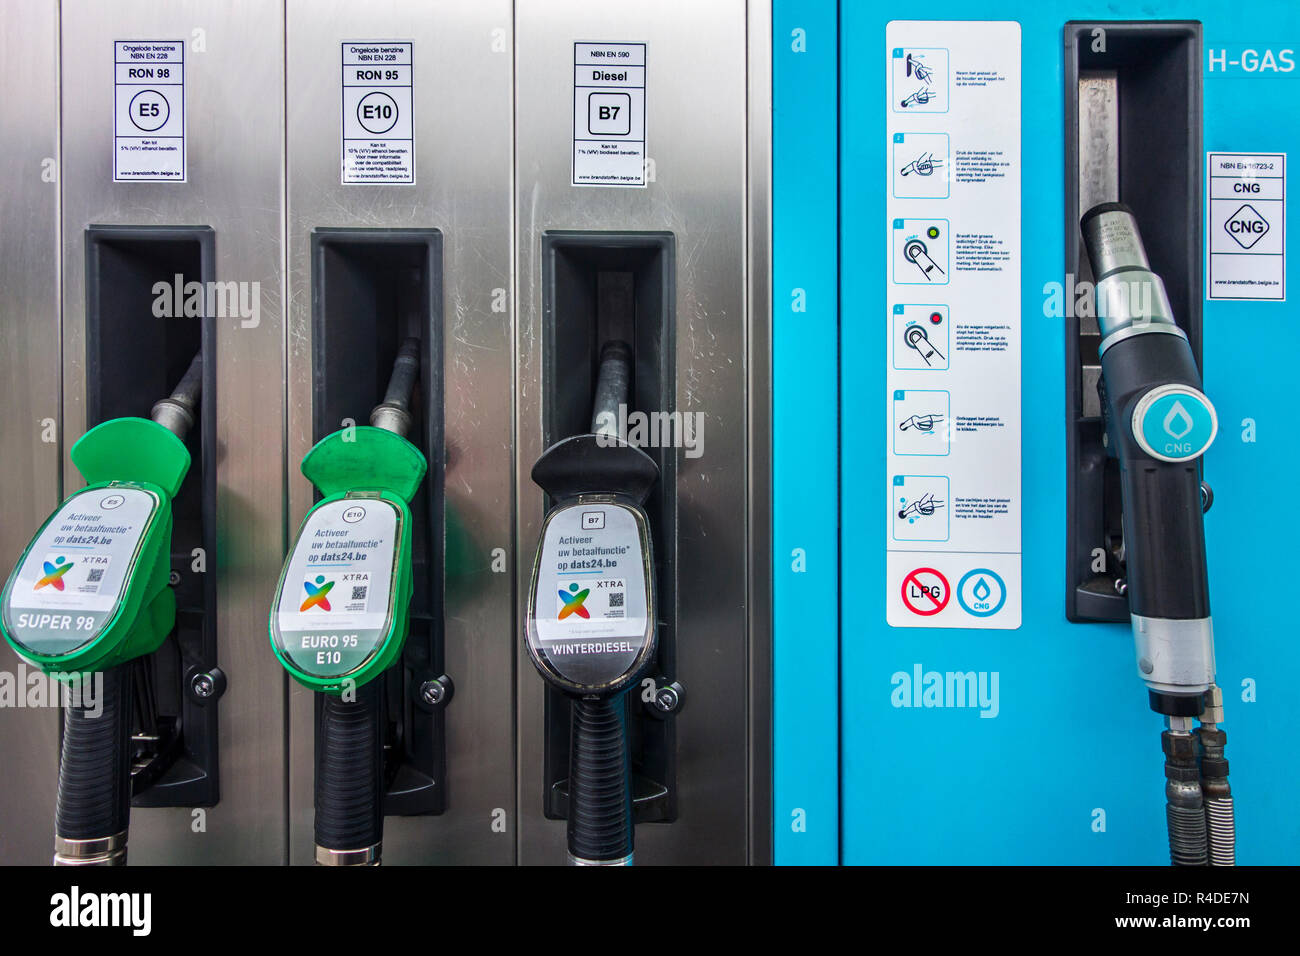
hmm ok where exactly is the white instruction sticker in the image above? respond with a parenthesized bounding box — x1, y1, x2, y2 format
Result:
(3, 486, 159, 656)
(114, 41, 185, 182)
(341, 41, 414, 185)
(1207, 152, 1285, 301)
(885, 21, 1022, 630)
(273, 497, 399, 679)
(572, 42, 646, 187)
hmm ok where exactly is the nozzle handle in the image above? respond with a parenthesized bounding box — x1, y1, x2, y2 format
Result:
(567, 694, 634, 865)
(54, 664, 132, 865)
(314, 680, 384, 865)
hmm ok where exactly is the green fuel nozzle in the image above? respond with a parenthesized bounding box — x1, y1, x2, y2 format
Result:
(269, 338, 427, 865)
(0, 350, 202, 866)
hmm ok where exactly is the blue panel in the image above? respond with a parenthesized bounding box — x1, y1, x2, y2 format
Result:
(837, 1, 1300, 864)
(773, 0, 840, 865)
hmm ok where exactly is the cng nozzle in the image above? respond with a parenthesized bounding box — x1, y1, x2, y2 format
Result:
(1081, 203, 1234, 866)
(525, 341, 658, 866)
(0, 349, 204, 865)
(268, 337, 427, 866)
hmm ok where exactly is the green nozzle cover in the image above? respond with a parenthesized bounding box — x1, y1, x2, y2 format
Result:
(71, 417, 191, 499)
(301, 426, 426, 502)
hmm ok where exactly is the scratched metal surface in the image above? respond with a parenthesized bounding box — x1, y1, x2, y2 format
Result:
(513, 0, 766, 865)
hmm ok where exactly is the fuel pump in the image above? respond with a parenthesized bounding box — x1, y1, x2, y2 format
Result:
(525, 342, 658, 866)
(269, 339, 427, 866)
(0, 353, 203, 865)
(1081, 203, 1233, 866)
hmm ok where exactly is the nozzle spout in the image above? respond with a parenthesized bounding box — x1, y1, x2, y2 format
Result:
(590, 341, 632, 438)
(370, 337, 421, 438)
(1080, 202, 1179, 346)
(150, 351, 203, 440)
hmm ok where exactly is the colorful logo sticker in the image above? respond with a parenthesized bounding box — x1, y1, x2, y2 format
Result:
(557, 583, 590, 620)
(35, 557, 74, 591)
(300, 575, 335, 612)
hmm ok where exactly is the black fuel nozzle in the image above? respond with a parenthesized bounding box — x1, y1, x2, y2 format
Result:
(524, 339, 658, 865)
(1081, 203, 1218, 716)
(1083, 203, 1234, 868)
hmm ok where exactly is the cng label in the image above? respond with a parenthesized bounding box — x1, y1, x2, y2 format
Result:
(1131, 385, 1217, 462)
(957, 569, 1006, 618)
(1224, 204, 1270, 249)
(901, 567, 949, 616)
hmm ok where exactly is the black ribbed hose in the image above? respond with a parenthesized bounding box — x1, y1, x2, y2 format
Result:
(568, 694, 633, 865)
(315, 679, 384, 863)
(55, 664, 132, 864)
(1162, 728, 1208, 866)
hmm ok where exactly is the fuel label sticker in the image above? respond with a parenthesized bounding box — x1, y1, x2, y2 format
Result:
(531, 504, 649, 686)
(114, 41, 185, 182)
(274, 498, 399, 679)
(1207, 152, 1286, 301)
(572, 42, 646, 187)
(3, 486, 159, 656)
(885, 21, 1022, 630)
(341, 41, 414, 185)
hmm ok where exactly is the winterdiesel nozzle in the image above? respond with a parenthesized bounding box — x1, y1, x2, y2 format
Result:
(525, 337, 657, 866)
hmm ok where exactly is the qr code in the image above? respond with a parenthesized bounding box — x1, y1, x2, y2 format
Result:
(351, 586, 368, 601)
(86, 569, 104, 583)
(608, 592, 624, 608)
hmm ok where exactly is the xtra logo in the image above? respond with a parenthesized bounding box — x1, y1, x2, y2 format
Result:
(300, 575, 334, 612)
(557, 583, 590, 620)
(35, 556, 73, 591)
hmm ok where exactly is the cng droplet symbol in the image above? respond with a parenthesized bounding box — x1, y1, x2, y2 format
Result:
(1163, 400, 1194, 440)
(973, 577, 990, 601)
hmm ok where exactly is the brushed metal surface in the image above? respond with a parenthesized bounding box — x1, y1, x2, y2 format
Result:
(514, 0, 765, 864)
(745, 0, 773, 867)
(60, 0, 288, 864)
(0, 0, 63, 866)
(286, 0, 517, 865)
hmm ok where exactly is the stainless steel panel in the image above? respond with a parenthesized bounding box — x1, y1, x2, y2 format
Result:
(745, 0, 773, 867)
(286, 0, 516, 865)
(0, 0, 62, 866)
(60, 0, 287, 864)
(514, 0, 766, 864)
